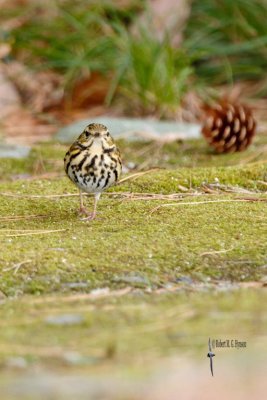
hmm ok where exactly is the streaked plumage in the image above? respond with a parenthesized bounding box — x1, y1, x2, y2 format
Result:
(64, 123, 122, 220)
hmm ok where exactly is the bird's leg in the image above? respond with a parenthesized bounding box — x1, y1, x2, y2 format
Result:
(78, 190, 90, 216)
(81, 193, 101, 221)
(92, 192, 101, 219)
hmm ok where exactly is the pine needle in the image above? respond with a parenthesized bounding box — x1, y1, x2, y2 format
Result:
(117, 168, 160, 184)
(0, 214, 54, 221)
(150, 198, 267, 214)
(200, 248, 234, 257)
(3, 259, 32, 274)
(1, 229, 67, 237)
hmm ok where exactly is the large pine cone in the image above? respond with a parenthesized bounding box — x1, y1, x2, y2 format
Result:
(201, 102, 256, 153)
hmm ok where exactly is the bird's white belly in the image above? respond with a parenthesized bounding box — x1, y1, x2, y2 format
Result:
(68, 147, 119, 194)
(68, 168, 117, 193)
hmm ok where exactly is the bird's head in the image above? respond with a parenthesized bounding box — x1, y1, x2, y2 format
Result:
(77, 123, 114, 146)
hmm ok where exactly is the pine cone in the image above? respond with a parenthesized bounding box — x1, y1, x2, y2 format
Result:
(201, 102, 256, 153)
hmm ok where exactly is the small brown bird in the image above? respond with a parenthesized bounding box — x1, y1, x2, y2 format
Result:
(64, 123, 122, 220)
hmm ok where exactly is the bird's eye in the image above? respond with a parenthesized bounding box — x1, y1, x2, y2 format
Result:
(106, 132, 110, 136)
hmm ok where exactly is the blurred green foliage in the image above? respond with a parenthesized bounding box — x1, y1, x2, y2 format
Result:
(185, 0, 267, 92)
(3, 1, 130, 80)
(107, 24, 193, 115)
(1, 0, 267, 114)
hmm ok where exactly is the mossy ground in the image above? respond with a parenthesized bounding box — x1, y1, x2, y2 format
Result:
(0, 135, 266, 396)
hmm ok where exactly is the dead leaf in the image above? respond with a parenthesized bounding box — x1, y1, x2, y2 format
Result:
(63, 72, 110, 109)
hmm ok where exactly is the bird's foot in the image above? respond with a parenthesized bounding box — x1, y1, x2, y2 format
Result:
(78, 207, 91, 217)
(78, 207, 102, 221)
(80, 211, 97, 221)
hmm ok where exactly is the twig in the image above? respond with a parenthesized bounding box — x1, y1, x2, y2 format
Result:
(150, 198, 266, 214)
(0, 170, 162, 199)
(0, 192, 74, 199)
(12, 172, 64, 181)
(0, 229, 57, 232)
(118, 168, 160, 184)
(137, 143, 164, 170)
(3, 259, 32, 274)
(106, 191, 204, 201)
(31, 287, 133, 304)
(243, 159, 267, 166)
(235, 197, 267, 202)
(201, 183, 258, 194)
(0, 214, 55, 220)
(0, 190, 200, 200)
(200, 248, 234, 257)
(134, 142, 159, 157)
(256, 180, 267, 187)
(238, 148, 267, 165)
(0, 168, 162, 200)
(2, 229, 66, 237)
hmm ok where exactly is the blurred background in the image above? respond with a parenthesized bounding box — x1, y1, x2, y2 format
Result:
(1, 0, 267, 144)
(0, 2, 267, 399)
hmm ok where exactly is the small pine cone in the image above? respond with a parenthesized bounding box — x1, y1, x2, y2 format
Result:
(201, 102, 256, 153)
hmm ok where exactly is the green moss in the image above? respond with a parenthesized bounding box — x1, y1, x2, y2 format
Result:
(0, 161, 266, 296)
(117, 163, 267, 192)
(0, 138, 266, 383)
